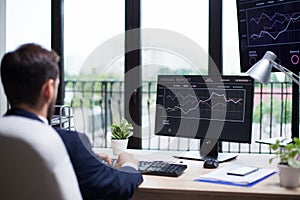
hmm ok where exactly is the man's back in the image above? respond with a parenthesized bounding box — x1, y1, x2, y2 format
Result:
(56, 127, 143, 200)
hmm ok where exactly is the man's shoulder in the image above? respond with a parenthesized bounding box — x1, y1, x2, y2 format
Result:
(54, 128, 80, 140)
(54, 128, 76, 134)
(54, 128, 91, 147)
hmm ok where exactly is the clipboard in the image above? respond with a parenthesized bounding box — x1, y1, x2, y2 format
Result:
(194, 164, 276, 187)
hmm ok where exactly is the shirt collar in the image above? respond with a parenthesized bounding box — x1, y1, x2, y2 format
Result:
(4, 108, 47, 124)
(38, 115, 49, 125)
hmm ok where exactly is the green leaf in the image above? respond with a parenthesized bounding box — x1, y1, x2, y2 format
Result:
(288, 157, 300, 168)
(110, 118, 134, 139)
(269, 137, 300, 168)
(294, 137, 300, 145)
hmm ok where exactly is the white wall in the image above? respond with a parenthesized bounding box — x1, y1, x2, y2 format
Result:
(0, 0, 7, 115)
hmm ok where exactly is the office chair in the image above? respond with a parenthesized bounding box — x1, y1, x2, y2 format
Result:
(0, 116, 82, 200)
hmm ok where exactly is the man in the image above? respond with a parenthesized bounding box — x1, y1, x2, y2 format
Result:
(0, 43, 143, 200)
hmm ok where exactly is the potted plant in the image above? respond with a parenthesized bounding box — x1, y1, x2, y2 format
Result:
(269, 137, 300, 188)
(110, 119, 133, 155)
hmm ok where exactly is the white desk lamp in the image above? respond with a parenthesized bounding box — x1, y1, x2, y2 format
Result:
(246, 51, 300, 85)
(246, 50, 300, 140)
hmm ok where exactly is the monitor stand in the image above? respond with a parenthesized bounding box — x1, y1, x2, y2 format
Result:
(173, 139, 237, 163)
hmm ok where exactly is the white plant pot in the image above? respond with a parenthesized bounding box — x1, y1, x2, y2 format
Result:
(278, 164, 300, 188)
(111, 139, 128, 155)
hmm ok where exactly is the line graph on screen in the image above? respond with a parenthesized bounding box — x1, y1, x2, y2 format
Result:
(246, 1, 300, 47)
(160, 88, 246, 122)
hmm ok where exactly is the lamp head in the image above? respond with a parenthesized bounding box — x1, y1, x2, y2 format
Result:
(246, 51, 277, 84)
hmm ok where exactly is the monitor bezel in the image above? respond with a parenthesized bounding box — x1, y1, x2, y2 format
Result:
(154, 75, 254, 144)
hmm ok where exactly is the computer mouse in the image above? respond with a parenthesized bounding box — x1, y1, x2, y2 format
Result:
(203, 159, 219, 169)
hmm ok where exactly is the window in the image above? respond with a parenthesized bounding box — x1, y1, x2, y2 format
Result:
(141, 0, 209, 149)
(64, 0, 125, 78)
(64, 0, 125, 142)
(2, 0, 51, 114)
(141, 0, 209, 78)
(0, 0, 6, 115)
(6, 0, 51, 51)
(222, 1, 240, 75)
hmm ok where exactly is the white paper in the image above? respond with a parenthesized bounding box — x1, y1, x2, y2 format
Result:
(197, 164, 276, 186)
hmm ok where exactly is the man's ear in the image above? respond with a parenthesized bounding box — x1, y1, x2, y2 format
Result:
(41, 79, 55, 103)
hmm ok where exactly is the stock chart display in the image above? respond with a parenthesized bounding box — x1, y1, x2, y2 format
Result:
(155, 75, 254, 143)
(237, 0, 300, 72)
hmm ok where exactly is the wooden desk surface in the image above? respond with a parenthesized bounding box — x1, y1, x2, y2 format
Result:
(94, 149, 300, 200)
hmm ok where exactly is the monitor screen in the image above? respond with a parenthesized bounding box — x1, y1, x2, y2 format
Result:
(236, 0, 300, 72)
(155, 75, 254, 143)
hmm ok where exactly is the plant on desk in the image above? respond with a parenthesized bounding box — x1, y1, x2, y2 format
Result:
(110, 119, 133, 155)
(269, 137, 300, 188)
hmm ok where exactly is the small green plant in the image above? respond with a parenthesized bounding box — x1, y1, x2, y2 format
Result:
(111, 119, 133, 139)
(269, 137, 300, 168)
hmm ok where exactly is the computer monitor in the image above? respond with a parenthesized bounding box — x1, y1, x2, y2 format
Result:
(154, 75, 254, 162)
(236, 0, 300, 72)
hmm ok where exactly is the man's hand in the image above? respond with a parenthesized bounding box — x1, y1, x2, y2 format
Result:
(95, 153, 113, 165)
(114, 152, 138, 169)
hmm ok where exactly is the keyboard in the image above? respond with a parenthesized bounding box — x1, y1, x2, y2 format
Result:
(106, 159, 187, 177)
(138, 161, 187, 177)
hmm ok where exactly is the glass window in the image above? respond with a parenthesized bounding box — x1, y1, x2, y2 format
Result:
(3, 0, 51, 114)
(6, 0, 51, 51)
(222, 1, 240, 75)
(141, 0, 209, 150)
(64, 0, 125, 78)
(141, 0, 209, 78)
(0, 0, 6, 115)
(64, 0, 125, 145)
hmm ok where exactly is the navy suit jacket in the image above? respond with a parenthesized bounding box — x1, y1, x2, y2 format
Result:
(5, 109, 143, 200)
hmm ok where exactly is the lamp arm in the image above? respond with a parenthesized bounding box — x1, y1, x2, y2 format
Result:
(271, 60, 300, 85)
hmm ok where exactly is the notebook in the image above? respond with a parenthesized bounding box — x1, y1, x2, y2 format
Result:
(195, 164, 276, 187)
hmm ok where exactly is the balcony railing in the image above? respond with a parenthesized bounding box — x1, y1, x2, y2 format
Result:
(64, 80, 293, 154)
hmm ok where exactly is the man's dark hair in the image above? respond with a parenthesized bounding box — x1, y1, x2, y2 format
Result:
(1, 43, 60, 107)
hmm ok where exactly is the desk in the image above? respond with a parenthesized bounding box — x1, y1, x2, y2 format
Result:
(94, 149, 300, 200)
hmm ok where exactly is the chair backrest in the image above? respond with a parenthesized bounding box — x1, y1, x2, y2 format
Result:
(0, 116, 82, 200)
